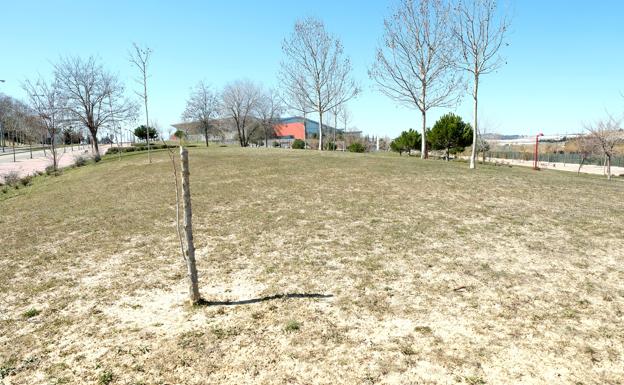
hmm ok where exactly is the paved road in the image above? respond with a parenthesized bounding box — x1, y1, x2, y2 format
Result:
(0, 144, 114, 183)
(0, 145, 89, 164)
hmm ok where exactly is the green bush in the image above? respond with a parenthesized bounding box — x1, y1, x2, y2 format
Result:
(273, 141, 281, 147)
(324, 141, 337, 151)
(347, 142, 366, 153)
(105, 144, 175, 156)
(292, 139, 305, 149)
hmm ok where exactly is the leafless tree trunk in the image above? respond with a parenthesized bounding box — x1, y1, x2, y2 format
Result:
(371, 0, 460, 159)
(180, 147, 201, 303)
(130, 43, 153, 163)
(182, 81, 221, 147)
(280, 17, 360, 151)
(454, 0, 509, 169)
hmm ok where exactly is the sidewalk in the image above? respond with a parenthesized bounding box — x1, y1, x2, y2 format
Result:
(0, 144, 113, 183)
(486, 156, 624, 177)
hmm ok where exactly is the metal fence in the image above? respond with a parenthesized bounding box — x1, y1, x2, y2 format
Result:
(486, 151, 624, 167)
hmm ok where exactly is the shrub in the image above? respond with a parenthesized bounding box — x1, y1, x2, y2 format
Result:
(284, 320, 301, 332)
(98, 370, 113, 385)
(3, 171, 20, 186)
(20, 175, 32, 186)
(74, 156, 88, 167)
(45, 165, 56, 175)
(347, 142, 366, 153)
(272, 141, 281, 147)
(22, 308, 40, 319)
(94, 154, 101, 163)
(324, 141, 337, 151)
(292, 139, 305, 149)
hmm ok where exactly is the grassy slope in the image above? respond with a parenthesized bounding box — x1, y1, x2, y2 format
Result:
(0, 147, 623, 385)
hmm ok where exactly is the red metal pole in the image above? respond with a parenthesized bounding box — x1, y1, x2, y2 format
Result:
(533, 133, 543, 170)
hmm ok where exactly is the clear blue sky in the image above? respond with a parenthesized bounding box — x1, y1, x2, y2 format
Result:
(1, 0, 623, 137)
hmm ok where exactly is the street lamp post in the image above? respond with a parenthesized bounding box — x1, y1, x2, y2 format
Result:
(533, 132, 544, 170)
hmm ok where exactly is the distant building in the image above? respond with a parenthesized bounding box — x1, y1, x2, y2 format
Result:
(274, 117, 343, 140)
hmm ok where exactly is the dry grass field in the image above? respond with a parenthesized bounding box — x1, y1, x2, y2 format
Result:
(1, 147, 623, 385)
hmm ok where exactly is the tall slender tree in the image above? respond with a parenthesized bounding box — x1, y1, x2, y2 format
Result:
(280, 17, 359, 150)
(23, 78, 66, 170)
(255, 88, 283, 147)
(129, 43, 153, 162)
(454, 0, 509, 169)
(370, 0, 460, 159)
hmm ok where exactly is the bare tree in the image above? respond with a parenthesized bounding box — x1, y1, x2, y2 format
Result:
(54, 56, 137, 159)
(182, 81, 220, 147)
(574, 134, 597, 175)
(454, 0, 510, 169)
(23, 78, 66, 170)
(370, 0, 460, 159)
(255, 88, 283, 147)
(585, 116, 624, 180)
(129, 43, 153, 162)
(280, 17, 360, 150)
(0, 99, 29, 163)
(221, 79, 262, 147)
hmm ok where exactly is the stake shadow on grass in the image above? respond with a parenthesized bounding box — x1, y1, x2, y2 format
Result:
(197, 293, 333, 306)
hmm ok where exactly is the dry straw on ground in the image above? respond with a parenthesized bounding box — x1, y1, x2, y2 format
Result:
(0, 147, 622, 384)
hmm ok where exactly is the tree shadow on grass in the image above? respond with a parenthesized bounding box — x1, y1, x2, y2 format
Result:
(196, 293, 333, 307)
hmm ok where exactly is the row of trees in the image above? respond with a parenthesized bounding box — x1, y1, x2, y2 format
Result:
(181, 79, 284, 148)
(181, 15, 361, 150)
(370, 0, 509, 169)
(391, 113, 473, 159)
(1, 44, 155, 171)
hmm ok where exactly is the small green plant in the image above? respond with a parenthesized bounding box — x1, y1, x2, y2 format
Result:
(0, 359, 16, 379)
(272, 141, 281, 147)
(324, 141, 337, 151)
(98, 369, 113, 385)
(347, 142, 366, 153)
(284, 320, 301, 332)
(23, 308, 41, 319)
(292, 139, 305, 149)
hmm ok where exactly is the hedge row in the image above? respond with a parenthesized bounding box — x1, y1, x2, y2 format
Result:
(106, 144, 176, 154)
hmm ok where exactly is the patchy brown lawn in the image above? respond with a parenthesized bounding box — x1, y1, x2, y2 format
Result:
(1, 147, 623, 385)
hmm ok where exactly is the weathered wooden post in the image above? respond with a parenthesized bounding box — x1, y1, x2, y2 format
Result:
(180, 147, 201, 304)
